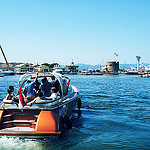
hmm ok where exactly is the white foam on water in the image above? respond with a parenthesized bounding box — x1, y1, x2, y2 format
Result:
(0, 136, 44, 150)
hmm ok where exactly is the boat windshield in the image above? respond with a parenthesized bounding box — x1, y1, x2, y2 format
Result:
(18, 72, 70, 98)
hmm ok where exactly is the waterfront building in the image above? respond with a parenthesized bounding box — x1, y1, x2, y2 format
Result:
(66, 60, 79, 74)
(14, 63, 34, 73)
(104, 61, 119, 74)
(36, 64, 49, 72)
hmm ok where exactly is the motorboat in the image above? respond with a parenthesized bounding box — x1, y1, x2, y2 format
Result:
(125, 67, 139, 75)
(0, 69, 4, 77)
(103, 71, 119, 75)
(139, 73, 150, 78)
(3, 70, 15, 76)
(52, 64, 63, 74)
(0, 72, 80, 138)
(0, 69, 15, 76)
(93, 72, 103, 75)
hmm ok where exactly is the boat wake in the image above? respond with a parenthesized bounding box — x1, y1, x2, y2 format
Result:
(0, 136, 54, 150)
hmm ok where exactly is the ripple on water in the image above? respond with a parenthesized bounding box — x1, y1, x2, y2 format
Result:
(0, 75, 150, 149)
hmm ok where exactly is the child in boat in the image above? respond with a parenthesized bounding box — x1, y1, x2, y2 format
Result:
(6, 88, 19, 103)
(46, 87, 58, 99)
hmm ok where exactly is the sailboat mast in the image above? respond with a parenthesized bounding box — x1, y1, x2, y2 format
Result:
(0, 45, 11, 71)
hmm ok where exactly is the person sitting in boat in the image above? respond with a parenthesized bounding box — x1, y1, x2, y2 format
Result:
(23, 77, 38, 100)
(46, 87, 58, 99)
(9, 86, 15, 96)
(40, 77, 52, 97)
(62, 79, 68, 95)
(9, 85, 19, 103)
(53, 79, 61, 96)
(6, 88, 19, 103)
(24, 79, 35, 98)
(23, 72, 39, 101)
(51, 76, 56, 86)
(33, 78, 41, 97)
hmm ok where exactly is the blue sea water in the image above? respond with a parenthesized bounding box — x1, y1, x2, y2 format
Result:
(0, 74, 150, 150)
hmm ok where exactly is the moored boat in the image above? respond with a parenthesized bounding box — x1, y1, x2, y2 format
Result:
(3, 70, 15, 76)
(0, 74, 4, 77)
(0, 72, 80, 138)
(52, 64, 63, 74)
(139, 73, 150, 78)
(0, 69, 4, 77)
(93, 72, 103, 75)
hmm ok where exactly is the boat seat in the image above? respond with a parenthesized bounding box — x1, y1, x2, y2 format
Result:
(27, 96, 61, 105)
(3, 98, 13, 104)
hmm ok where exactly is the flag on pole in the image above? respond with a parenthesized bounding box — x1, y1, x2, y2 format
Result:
(114, 52, 118, 56)
(19, 87, 26, 109)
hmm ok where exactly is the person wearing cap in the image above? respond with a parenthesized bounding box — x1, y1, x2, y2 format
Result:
(23, 74, 38, 100)
(24, 79, 35, 97)
(20, 72, 39, 102)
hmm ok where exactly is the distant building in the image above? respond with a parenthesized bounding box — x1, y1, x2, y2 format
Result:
(104, 61, 119, 73)
(14, 63, 34, 73)
(36, 65, 49, 72)
(66, 60, 79, 74)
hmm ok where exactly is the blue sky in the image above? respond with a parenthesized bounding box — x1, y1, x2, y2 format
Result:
(0, 0, 150, 65)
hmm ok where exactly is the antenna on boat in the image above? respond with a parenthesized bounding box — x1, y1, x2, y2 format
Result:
(0, 45, 11, 71)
